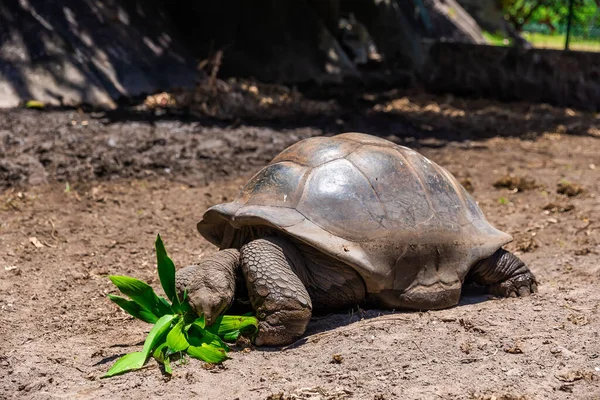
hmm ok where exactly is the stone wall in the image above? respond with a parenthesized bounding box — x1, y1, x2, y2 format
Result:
(420, 41, 600, 111)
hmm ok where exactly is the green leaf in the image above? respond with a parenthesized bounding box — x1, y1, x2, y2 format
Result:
(191, 314, 206, 329)
(152, 342, 169, 364)
(142, 314, 178, 359)
(163, 355, 172, 375)
(206, 315, 259, 342)
(221, 332, 241, 342)
(107, 294, 158, 324)
(166, 318, 189, 352)
(158, 296, 173, 312)
(25, 100, 44, 109)
(187, 343, 228, 364)
(152, 343, 173, 376)
(109, 275, 172, 317)
(103, 352, 146, 378)
(171, 298, 191, 315)
(155, 234, 178, 304)
(184, 316, 230, 363)
(187, 322, 229, 351)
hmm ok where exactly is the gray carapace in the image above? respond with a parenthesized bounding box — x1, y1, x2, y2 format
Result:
(175, 133, 538, 346)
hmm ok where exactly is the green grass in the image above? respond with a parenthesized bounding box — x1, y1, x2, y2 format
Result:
(482, 31, 510, 47)
(483, 30, 600, 52)
(523, 32, 600, 51)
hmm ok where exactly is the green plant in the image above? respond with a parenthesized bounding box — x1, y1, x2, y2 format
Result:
(24, 100, 44, 109)
(103, 234, 258, 378)
(502, 0, 599, 33)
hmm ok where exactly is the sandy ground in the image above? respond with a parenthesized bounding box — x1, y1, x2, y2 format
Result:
(1, 93, 599, 399)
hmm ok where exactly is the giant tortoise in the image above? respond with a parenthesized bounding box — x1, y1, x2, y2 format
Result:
(175, 133, 538, 346)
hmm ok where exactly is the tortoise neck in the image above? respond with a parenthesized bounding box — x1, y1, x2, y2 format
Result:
(218, 224, 282, 250)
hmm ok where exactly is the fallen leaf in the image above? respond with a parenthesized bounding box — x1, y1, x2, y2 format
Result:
(459, 318, 486, 333)
(504, 343, 523, 354)
(460, 342, 472, 354)
(29, 237, 45, 248)
(493, 175, 537, 192)
(555, 370, 594, 383)
(557, 180, 585, 197)
(330, 354, 343, 364)
(567, 314, 589, 326)
(542, 202, 574, 213)
(516, 237, 538, 253)
(558, 383, 574, 392)
(574, 248, 592, 256)
(459, 177, 474, 193)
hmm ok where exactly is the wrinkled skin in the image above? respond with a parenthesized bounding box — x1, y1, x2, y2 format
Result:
(175, 133, 538, 346)
(175, 249, 239, 325)
(175, 239, 537, 346)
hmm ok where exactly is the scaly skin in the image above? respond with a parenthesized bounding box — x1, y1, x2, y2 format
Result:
(175, 244, 538, 347)
(467, 249, 538, 297)
(175, 238, 314, 346)
(240, 237, 312, 346)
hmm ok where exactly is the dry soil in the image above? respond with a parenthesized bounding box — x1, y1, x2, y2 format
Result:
(1, 93, 599, 400)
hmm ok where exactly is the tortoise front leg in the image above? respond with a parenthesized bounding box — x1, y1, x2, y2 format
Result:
(241, 237, 312, 346)
(467, 249, 538, 297)
(175, 249, 239, 325)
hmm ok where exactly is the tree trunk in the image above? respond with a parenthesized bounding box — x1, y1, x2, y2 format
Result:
(341, 0, 486, 70)
(457, 0, 532, 48)
(306, 0, 341, 37)
(341, 0, 426, 68)
(423, 0, 487, 44)
(165, 0, 357, 83)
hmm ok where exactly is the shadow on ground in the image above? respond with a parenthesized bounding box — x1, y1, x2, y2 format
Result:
(1, 88, 598, 190)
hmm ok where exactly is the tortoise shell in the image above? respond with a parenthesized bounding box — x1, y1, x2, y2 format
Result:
(197, 132, 511, 294)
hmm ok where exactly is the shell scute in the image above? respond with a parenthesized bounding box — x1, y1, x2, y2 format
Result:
(297, 159, 386, 241)
(272, 136, 361, 167)
(239, 161, 308, 208)
(346, 145, 432, 229)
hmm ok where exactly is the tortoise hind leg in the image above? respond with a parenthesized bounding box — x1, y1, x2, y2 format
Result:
(289, 239, 366, 313)
(467, 249, 538, 297)
(240, 237, 312, 346)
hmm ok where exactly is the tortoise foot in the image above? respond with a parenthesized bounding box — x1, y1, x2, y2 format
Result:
(241, 237, 313, 347)
(254, 308, 312, 346)
(468, 249, 538, 299)
(489, 271, 538, 298)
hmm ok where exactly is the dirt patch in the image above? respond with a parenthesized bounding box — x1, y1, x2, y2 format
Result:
(3, 87, 600, 192)
(1, 94, 600, 399)
(557, 180, 586, 197)
(493, 175, 538, 192)
(371, 91, 600, 140)
(542, 202, 575, 214)
(0, 108, 324, 190)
